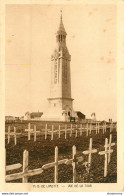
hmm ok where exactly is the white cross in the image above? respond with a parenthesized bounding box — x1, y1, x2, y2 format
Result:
(115, 122, 117, 132)
(5, 126, 21, 145)
(6, 147, 68, 183)
(79, 124, 83, 136)
(25, 123, 34, 140)
(70, 124, 73, 137)
(82, 138, 97, 168)
(41, 124, 50, 140)
(95, 122, 99, 134)
(102, 122, 107, 134)
(51, 125, 54, 140)
(110, 122, 113, 132)
(105, 134, 115, 164)
(65, 124, 67, 139)
(75, 124, 78, 137)
(65, 145, 77, 183)
(42, 146, 68, 183)
(33, 125, 40, 141)
(45, 124, 48, 140)
(97, 122, 100, 133)
(86, 123, 89, 136)
(89, 123, 92, 134)
(99, 138, 113, 177)
(78, 124, 86, 135)
(25, 123, 40, 141)
(5, 126, 11, 144)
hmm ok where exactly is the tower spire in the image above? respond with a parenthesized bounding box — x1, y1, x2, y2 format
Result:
(57, 10, 67, 35)
(60, 9, 62, 22)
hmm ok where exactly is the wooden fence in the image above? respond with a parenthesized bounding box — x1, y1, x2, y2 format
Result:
(5, 122, 117, 145)
(5, 134, 116, 183)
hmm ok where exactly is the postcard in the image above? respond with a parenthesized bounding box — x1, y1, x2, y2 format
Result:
(0, 0, 124, 192)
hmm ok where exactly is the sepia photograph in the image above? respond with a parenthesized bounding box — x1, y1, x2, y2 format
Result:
(0, 0, 123, 192)
(5, 3, 117, 184)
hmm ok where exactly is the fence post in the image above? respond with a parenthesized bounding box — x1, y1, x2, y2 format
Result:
(54, 146, 58, 183)
(45, 124, 47, 140)
(8, 126, 10, 144)
(72, 145, 76, 183)
(22, 150, 29, 183)
(14, 127, 17, 145)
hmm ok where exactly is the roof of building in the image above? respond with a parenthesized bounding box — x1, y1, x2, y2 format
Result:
(75, 111, 86, 118)
(25, 112, 30, 116)
(30, 112, 43, 118)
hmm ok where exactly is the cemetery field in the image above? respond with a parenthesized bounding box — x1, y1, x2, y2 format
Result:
(5, 121, 117, 183)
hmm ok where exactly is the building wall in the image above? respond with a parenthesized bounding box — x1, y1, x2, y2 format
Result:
(62, 58, 71, 98)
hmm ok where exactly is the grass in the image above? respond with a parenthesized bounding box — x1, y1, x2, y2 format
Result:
(5, 121, 117, 183)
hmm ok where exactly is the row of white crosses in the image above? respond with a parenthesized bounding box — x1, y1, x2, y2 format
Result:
(45, 124, 74, 140)
(6, 146, 68, 183)
(65, 138, 98, 182)
(6, 121, 114, 145)
(91, 122, 107, 135)
(24, 122, 108, 142)
(6, 149, 44, 183)
(5, 126, 21, 145)
(47, 123, 99, 140)
(63, 134, 115, 182)
(25, 123, 40, 141)
(5, 142, 95, 183)
(99, 134, 115, 177)
(6, 134, 116, 183)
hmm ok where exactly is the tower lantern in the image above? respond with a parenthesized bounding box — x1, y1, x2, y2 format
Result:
(56, 10, 67, 43)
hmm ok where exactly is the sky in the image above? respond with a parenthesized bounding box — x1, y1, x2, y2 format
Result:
(5, 4, 117, 121)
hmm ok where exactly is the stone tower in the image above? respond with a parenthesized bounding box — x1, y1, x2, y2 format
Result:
(42, 11, 75, 121)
